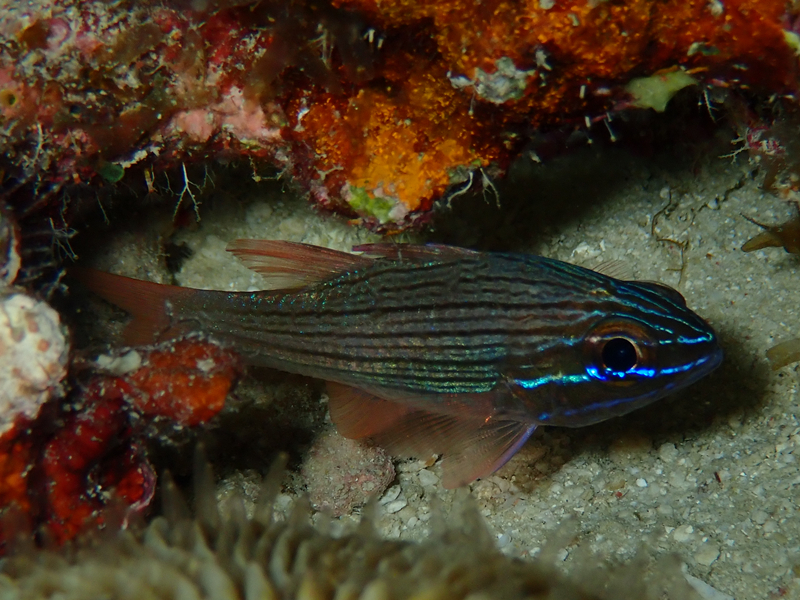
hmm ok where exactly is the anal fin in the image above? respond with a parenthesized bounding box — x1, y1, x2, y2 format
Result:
(326, 382, 414, 439)
(326, 382, 536, 488)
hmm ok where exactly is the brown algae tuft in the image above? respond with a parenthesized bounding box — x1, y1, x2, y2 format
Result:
(0, 455, 704, 600)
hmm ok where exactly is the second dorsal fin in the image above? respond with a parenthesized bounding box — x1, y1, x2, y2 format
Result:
(591, 259, 633, 281)
(226, 240, 373, 289)
(351, 243, 478, 262)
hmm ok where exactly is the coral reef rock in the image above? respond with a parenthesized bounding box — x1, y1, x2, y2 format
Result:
(0, 291, 67, 436)
(2, 0, 799, 230)
(0, 459, 706, 600)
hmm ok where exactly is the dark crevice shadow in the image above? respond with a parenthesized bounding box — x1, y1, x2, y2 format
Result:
(427, 88, 731, 254)
(428, 145, 633, 252)
(427, 142, 710, 253)
(145, 367, 327, 482)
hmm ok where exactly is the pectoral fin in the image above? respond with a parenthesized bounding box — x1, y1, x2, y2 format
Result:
(437, 419, 537, 488)
(326, 382, 536, 488)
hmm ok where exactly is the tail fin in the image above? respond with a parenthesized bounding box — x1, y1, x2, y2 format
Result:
(70, 267, 196, 345)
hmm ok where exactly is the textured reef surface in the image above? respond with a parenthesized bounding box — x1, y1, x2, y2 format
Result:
(2, 0, 800, 598)
(0, 456, 706, 600)
(2, 0, 800, 232)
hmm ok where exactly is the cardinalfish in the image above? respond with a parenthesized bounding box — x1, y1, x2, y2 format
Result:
(74, 240, 722, 488)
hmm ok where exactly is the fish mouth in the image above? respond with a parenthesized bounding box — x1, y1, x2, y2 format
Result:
(659, 342, 722, 394)
(684, 343, 724, 385)
(703, 343, 724, 372)
(708, 345, 724, 371)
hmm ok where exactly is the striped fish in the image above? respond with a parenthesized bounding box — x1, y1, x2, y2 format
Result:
(74, 241, 722, 487)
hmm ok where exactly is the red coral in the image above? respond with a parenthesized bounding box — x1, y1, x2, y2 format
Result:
(40, 393, 152, 545)
(0, 424, 35, 516)
(113, 338, 242, 426)
(0, 337, 242, 553)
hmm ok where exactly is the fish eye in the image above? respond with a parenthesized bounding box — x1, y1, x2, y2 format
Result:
(584, 319, 655, 382)
(601, 337, 638, 372)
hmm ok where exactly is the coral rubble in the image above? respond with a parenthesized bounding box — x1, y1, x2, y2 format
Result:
(34, 337, 242, 547)
(0, 153, 246, 551)
(0, 283, 243, 552)
(1, 0, 799, 234)
(0, 293, 67, 438)
(301, 428, 395, 516)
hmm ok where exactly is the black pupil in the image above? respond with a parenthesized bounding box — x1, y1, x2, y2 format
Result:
(602, 338, 637, 372)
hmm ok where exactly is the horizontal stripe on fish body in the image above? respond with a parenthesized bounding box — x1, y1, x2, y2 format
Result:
(112, 249, 711, 379)
(178, 297, 605, 363)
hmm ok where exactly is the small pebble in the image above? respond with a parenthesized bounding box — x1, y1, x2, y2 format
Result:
(380, 486, 401, 504)
(685, 573, 734, 600)
(695, 544, 720, 566)
(658, 442, 679, 463)
(673, 524, 694, 543)
(385, 497, 408, 514)
(418, 469, 439, 488)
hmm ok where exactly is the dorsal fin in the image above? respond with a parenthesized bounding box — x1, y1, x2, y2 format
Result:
(631, 281, 687, 307)
(592, 259, 633, 281)
(351, 243, 478, 263)
(226, 240, 373, 289)
(326, 382, 536, 488)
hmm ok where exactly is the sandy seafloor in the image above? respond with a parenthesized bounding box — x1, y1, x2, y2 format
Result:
(84, 120, 800, 599)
